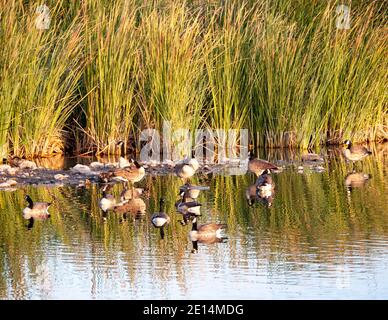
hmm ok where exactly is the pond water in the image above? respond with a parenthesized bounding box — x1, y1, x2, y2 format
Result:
(0, 146, 387, 299)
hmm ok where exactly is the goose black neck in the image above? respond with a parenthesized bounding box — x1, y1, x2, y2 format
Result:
(26, 195, 33, 209)
(192, 241, 198, 251)
(192, 218, 198, 231)
(27, 217, 34, 230)
(133, 160, 141, 169)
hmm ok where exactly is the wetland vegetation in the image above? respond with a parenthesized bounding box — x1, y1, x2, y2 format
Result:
(0, 0, 386, 159)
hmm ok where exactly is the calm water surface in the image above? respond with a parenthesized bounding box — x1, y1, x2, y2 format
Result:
(0, 147, 387, 299)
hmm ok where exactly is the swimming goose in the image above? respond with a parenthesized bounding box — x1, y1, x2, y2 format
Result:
(256, 169, 275, 197)
(175, 157, 200, 180)
(99, 186, 119, 211)
(248, 150, 278, 177)
(151, 198, 170, 239)
(175, 192, 202, 225)
(245, 169, 275, 206)
(22, 195, 52, 219)
(189, 217, 227, 243)
(343, 140, 372, 164)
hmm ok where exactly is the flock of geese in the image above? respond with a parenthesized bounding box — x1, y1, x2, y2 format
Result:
(22, 140, 373, 251)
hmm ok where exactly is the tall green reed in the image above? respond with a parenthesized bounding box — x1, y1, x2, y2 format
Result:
(138, 3, 207, 157)
(0, 1, 84, 158)
(82, 0, 140, 155)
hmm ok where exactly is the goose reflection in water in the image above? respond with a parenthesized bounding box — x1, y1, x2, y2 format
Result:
(345, 172, 371, 193)
(114, 197, 147, 221)
(246, 169, 276, 207)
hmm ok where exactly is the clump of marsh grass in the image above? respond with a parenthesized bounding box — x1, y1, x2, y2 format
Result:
(251, 1, 387, 148)
(137, 3, 207, 158)
(0, 2, 84, 158)
(0, 0, 386, 158)
(203, 3, 255, 153)
(82, 0, 141, 155)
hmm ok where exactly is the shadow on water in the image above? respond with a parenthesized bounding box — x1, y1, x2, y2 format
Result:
(0, 145, 387, 298)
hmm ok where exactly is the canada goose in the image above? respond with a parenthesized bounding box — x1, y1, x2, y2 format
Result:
(22, 195, 51, 219)
(245, 169, 275, 206)
(301, 153, 324, 162)
(151, 198, 170, 239)
(256, 169, 275, 197)
(189, 216, 227, 244)
(175, 192, 202, 225)
(99, 187, 119, 212)
(248, 150, 278, 177)
(120, 185, 144, 201)
(179, 183, 210, 200)
(175, 157, 200, 180)
(345, 172, 371, 191)
(99, 160, 145, 184)
(343, 140, 372, 165)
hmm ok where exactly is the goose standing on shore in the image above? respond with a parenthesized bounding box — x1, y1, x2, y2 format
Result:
(99, 159, 145, 184)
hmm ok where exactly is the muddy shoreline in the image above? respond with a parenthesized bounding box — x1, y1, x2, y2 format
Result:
(0, 157, 329, 190)
(2, 141, 386, 190)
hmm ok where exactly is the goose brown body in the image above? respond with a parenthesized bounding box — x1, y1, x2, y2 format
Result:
(343, 140, 372, 162)
(248, 151, 278, 176)
(120, 186, 144, 201)
(189, 217, 227, 241)
(114, 198, 146, 215)
(99, 160, 145, 184)
(22, 195, 51, 218)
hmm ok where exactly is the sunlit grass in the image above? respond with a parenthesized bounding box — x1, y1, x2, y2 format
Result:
(0, 0, 386, 157)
